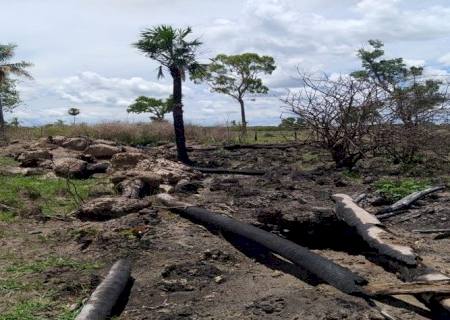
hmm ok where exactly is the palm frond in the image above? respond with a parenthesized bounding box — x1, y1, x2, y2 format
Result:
(0, 44, 16, 62)
(0, 62, 33, 79)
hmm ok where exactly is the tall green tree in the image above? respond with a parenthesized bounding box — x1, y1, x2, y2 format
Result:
(127, 95, 174, 121)
(134, 25, 203, 163)
(193, 53, 276, 133)
(352, 40, 448, 162)
(0, 44, 32, 142)
(68, 107, 80, 125)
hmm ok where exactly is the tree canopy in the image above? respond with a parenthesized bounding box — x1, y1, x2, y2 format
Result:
(351, 40, 447, 125)
(194, 53, 276, 100)
(0, 79, 21, 112)
(127, 96, 174, 121)
(133, 25, 203, 80)
(193, 53, 276, 131)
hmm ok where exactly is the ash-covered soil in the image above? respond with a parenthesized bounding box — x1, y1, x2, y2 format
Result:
(0, 138, 449, 319)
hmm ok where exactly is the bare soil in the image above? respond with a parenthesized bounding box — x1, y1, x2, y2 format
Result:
(1, 140, 449, 319)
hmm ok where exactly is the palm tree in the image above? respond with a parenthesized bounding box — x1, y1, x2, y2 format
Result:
(134, 25, 202, 164)
(68, 107, 80, 125)
(0, 44, 32, 142)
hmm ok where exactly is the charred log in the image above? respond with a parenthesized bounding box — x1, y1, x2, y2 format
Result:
(75, 259, 132, 320)
(157, 193, 367, 295)
(376, 186, 445, 218)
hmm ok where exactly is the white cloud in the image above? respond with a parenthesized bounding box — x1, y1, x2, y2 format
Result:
(438, 53, 450, 66)
(2, 0, 450, 126)
(54, 72, 172, 106)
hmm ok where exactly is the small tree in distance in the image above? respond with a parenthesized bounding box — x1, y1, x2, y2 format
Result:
(193, 53, 276, 134)
(127, 96, 173, 121)
(68, 107, 80, 125)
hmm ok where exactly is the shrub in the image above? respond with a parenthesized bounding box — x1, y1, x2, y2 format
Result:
(374, 178, 430, 203)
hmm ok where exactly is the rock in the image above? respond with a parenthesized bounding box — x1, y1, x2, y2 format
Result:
(17, 150, 53, 167)
(0, 167, 46, 176)
(84, 144, 122, 159)
(159, 279, 194, 292)
(53, 158, 88, 178)
(78, 154, 95, 163)
(39, 159, 54, 169)
(271, 271, 283, 278)
(136, 158, 201, 185)
(62, 137, 90, 151)
(88, 183, 115, 197)
(111, 152, 147, 169)
(48, 135, 67, 146)
(86, 162, 110, 174)
(334, 177, 348, 187)
(93, 139, 116, 146)
(111, 171, 162, 191)
(159, 184, 174, 193)
(123, 146, 142, 153)
(214, 275, 225, 284)
(117, 179, 148, 198)
(174, 179, 203, 194)
(76, 197, 151, 220)
(363, 176, 376, 184)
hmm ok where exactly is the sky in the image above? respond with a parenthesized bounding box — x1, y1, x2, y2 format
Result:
(1, 0, 450, 126)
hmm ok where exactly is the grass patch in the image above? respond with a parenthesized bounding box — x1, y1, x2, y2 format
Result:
(342, 170, 361, 180)
(0, 299, 51, 320)
(0, 211, 16, 223)
(0, 254, 100, 320)
(374, 178, 430, 203)
(0, 156, 19, 167)
(0, 176, 99, 217)
(6, 256, 100, 275)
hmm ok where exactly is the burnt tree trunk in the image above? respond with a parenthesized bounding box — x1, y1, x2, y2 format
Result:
(0, 96, 5, 143)
(238, 97, 247, 135)
(170, 66, 190, 164)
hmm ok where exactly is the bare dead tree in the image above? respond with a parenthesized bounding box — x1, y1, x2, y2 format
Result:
(283, 72, 382, 168)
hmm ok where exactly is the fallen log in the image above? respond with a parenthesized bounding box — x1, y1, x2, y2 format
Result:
(354, 193, 367, 204)
(412, 228, 450, 234)
(157, 193, 367, 295)
(190, 167, 265, 176)
(333, 194, 417, 266)
(366, 280, 450, 296)
(76, 259, 131, 320)
(434, 232, 450, 240)
(333, 194, 450, 315)
(376, 186, 445, 218)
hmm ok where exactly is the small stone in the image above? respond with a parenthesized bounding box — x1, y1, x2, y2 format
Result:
(214, 275, 225, 284)
(271, 271, 283, 278)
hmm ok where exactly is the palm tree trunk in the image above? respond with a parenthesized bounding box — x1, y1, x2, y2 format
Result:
(0, 96, 6, 144)
(238, 97, 247, 135)
(170, 67, 190, 164)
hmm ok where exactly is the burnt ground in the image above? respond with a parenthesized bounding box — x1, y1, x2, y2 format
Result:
(1, 141, 449, 319)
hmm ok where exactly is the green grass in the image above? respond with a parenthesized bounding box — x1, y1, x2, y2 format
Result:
(374, 178, 431, 202)
(0, 156, 19, 166)
(0, 255, 101, 320)
(0, 176, 99, 217)
(0, 211, 16, 223)
(6, 256, 100, 275)
(0, 299, 50, 320)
